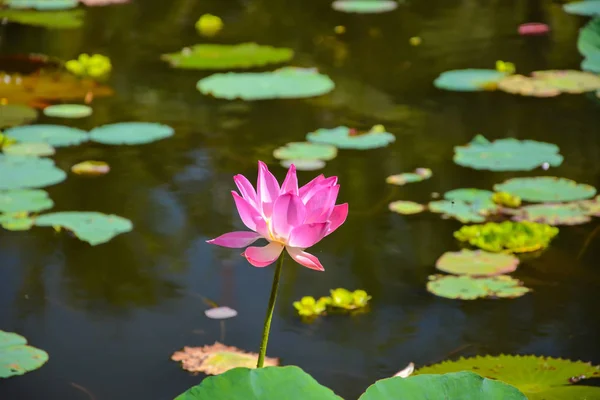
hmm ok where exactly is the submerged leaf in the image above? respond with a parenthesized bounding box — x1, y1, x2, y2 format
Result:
(435, 249, 519, 277)
(0, 330, 49, 378)
(494, 177, 596, 203)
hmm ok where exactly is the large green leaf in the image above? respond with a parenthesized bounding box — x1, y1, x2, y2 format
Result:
(174, 366, 341, 400)
(0, 330, 49, 378)
(416, 355, 600, 400)
(5, 124, 88, 147)
(564, 1, 600, 16)
(359, 371, 527, 399)
(161, 43, 294, 70)
(4, 0, 79, 10)
(0, 104, 37, 128)
(43, 104, 93, 119)
(0, 189, 53, 214)
(0, 155, 66, 190)
(578, 18, 600, 59)
(435, 249, 519, 277)
(89, 122, 174, 145)
(2, 142, 56, 157)
(494, 177, 597, 203)
(331, 0, 398, 14)
(427, 275, 530, 300)
(306, 126, 396, 150)
(434, 69, 505, 91)
(428, 200, 486, 223)
(0, 9, 84, 29)
(444, 188, 498, 214)
(273, 142, 338, 161)
(506, 203, 592, 226)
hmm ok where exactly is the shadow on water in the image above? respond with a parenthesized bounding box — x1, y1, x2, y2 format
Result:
(1, 0, 600, 399)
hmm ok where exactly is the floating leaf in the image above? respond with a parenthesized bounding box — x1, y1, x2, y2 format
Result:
(433, 69, 506, 91)
(5, 124, 88, 147)
(34, 211, 133, 245)
(492, 192, 521, 208)
(197, 67, 335, 100)
(435, 249, 519, 277)
(43, 104, 92, 118)
(427, 275, 530, 300)
(428, 200, 486, 223)
(564, 1, 600, 16)
(497, 74, 561, 97)
(161, 43, 294, 70)
(273, 142, 337, 161)
(306, 125, 396, 150)
(280, 159, 326, 171)
(386, 168, 432, 186)
(505, 203, 592, 226)
(4, 0, 78, 10)
(0, 104, 37, 128)
(331, 0, 398, 14)
(0, 9, 84, 29)
(360, 371, 527, 400)
(0, 330, 49, 378)
(532, 70, 600, 94)
(443, 188, 497, 215)
(0, 213, 35, 231)
(0, 189, 53, 214)
(329, 288, 371, 310)
(195, 14, 223, 37)
(293, 296, 330, 317)
(454, 135, 563, 171)
(578, 18, 600, 72)
(205, 307, 238, 320)
(494, 177, 596, 203)
(89, 122, 174, 145)
(71, 160, 109, 176)
(2, 142, 55, 157)
(454, 221, 559, 253)
(0, 155, 66, 190)
(389, 200, 425, 215)
(415, 355, 600, 400)
(171, 343, 279, 376)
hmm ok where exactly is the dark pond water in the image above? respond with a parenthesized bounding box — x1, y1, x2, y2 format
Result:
(2, 0, 600, 399)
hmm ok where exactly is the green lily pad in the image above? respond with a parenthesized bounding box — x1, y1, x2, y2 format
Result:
(578, 18, 600, 72)
(35, 211, 133, 245)
(280, 159, 326, 171)
(161, 43, 294, 70)
(578, 195, 600, 216)
(0, 213, 35, 231)
(435, 249, 519, 277)
(0, 189, 53, 213)
(4, 0, 78, 10)
(0, 105, 37, 128)
(506, 203, 592, 226)
(416, 355, 600, 400)
(0, 9, 84, 29)
(427, 275, 530, 300)
(306, 125, 396, 150)
(454, 221, 559, 253)
(0, 331, 49, 378)
(497, 75, 561, 97)
(0, 155, 66, 190)
(428, 200, 486, 223)
(331, 0, 398, 14)
(386, 168, 432, 185)
(174, 365, 340, 400)
(43, 104, 93, 119)
(494, 177, 597, 203)
(273, 142, 337, 161)
(531, 70, 600, 94)
(454, 135, 563, 171)
(2, 142, 55, 157)
(359, 371, 527, 400)
(444, 188, 498, 215)
(389, 200, 425, 215)
(564, 1, 600, 16)
(197, 67, 335, 100)
(89, 122, 174, 145)
(434, 69, 505, 92)
(4, 124, 88, 147)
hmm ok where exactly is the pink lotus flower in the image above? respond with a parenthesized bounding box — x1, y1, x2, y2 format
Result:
(207, 161, 348, 271)
(518, 22, 549, 36)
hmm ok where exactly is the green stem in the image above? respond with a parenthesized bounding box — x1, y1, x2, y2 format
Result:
(257, 252, 284, 368)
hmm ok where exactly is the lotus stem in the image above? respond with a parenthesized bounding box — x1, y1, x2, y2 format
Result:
(257, 252, 284, 368)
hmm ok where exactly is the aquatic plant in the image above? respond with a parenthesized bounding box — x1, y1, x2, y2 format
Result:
(43, 104, 92, 118)
(329, 288, 371, 310)
(433, 69, 506, 91)
(428, 200, 486, 223)
(2, 142, 55, 157)
(332, 0, 398, 14)
(293, 296, 331, 317)
(494, 177, 596, 203)
(427, 275, 530, 300)
(65, 53, 112, 78)
(0, 155, 66, 190)
(89, 122, 174, 145)
(35, 212, 133, 245)
(435, 249, 519, 277)
(505, 202, 592, 226)
(5, 124, 88, 147)
(492, 191, 521, 208)
(496, 60, 515, 74)
(0, 330, 49, 378)
(0, 104, 37, 127)
(389, 200, 425, 215)
(0, 9, 85, 29)
(195, 14, 223, 37)
(0, 189, 54, 214)
(306, 125, 396, 150)
(71, 161, 110, 176)
(386, 168, 432, 186)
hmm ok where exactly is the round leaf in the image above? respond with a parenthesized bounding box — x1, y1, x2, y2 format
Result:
(427, 275, 530, 300)
(444, 188, 497, 214)
(435, 249, 519, 277)
(280, 159, 326, 171)
(43, 104, 92, 119)
(0, 104, 37, 128)
(306, 126, 396, 150)
(433, 69, 505, 92)
(531, 70, 600, 94)
(2, 142, 55, 157)
(4, 0, 78, 10)
(0, 214, 35, 231)
(89, 122, 174, 145)
(197, 67, 335, 100)
(273, 142, 337, 161)
(428, 200, 486, 223)
(332, 1, 398, 14)
(0, 330, 49, 378)
(162, 43, 294, 70)
(497, 75, 561, 97)
(564, 1, 600, 16)
(506, 203, 592, 226)
(0, 9, 84, 29)
(494, 177, 597, 203)
(389, 200, 425, 215)
(386, 168, 432, 186)
(4, 124, 88, 147)
(71, 160, 110, 175)
(0, 189, 53, 213)
(0, 155, 66, 190)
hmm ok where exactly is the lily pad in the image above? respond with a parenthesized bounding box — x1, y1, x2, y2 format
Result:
(415, 355, 600, 400)
(71, 160, 110, 175)
(428, 200, 486, 223)
(435, 249, 519, 277)
(564, 1, 600, 16)
(0, 214, 35, 231)
(0, 105, 37, 128)
(197, 67, 335, 100)
(494, 177, 597, 203)
(505, 203, 592, 226)
(171, 342, 279, 375)
(0, 330, 49, 378)
(306, 125, 396, 150)
(280, 159, 326, 171)
(531, 70, 600, 94)
(0, 155, 66, 190)
(4, 0, 79, 10)
(444, 188, 497, 215)
(578, 18, 600, 66)
(273, 142, 337, 161)
(454, 221, 559, 253)
(433, 69, 505, 92)
(34, 211, 133, 245)
(2, 142, 55, 157)
(205, 307, 238, 320)
(5, 124, 88, 147)
(0, 189, 53, 213)
(43, 104, 92, 119)
(89, 122, 174, 145)
(427, 275, 530, 300)
(161, 43, 294, 70)
(331, 0, 398, 14)
(0, 9, 84, 29)
(497, 75, 561, 97)
(389, 200, 425, 215)
(386, 168, 432, 186)
(454, 135, 564, 171)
